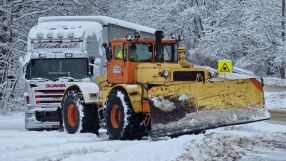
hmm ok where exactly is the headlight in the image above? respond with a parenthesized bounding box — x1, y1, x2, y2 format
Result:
(161, 69, 169, 77)
(126, 34, 132, 41)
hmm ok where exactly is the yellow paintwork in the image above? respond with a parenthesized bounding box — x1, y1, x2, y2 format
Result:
(100, 63, 263, 113)
(96, 75, 108, 87)
(218, 60, 233, 74)
(98, 47, 263, 114)
(101, 84, 143, 113)
(148, 79, 264, 110)
(136, 63, 210, 84)
(100, 77, 264, 113)
(178, 47, 193, 68)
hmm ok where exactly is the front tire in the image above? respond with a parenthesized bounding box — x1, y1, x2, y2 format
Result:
(106, 89, 145, 140)
(62, 90, 99, 134)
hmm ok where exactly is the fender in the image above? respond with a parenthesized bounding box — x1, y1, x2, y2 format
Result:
(103, 84, 143, 113)
(62, 82, 100, 105)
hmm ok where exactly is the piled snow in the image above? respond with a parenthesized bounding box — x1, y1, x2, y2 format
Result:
(233, 121, 286, 134)
(0, 112, 25, 131)
(178, 94, 188, 101)
(177, 122, 286, 161)
(217, 73, 254, 80)
(75, 95, 84, 133)
(151, 96, 176, 112)
(126, 84, 138, 89)
(29, 21, 102, 41)
(0, 113, 286, 161)
(195, 65, 257, 80)
(263, 77, 286, 87)
(116, 91, 130, 128)
(38, 16, 156, 34)
(265, 92, 286, 110)
(217, 67, 257, 80)
(263, 76, 286, 110)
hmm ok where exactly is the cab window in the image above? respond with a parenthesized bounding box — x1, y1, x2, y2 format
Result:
(114, 45, 124, 60)
(155, 44, 178, 62)
(128, 43, 152, 62)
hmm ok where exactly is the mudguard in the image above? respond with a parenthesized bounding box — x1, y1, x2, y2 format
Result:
(63, 82, 100, 104)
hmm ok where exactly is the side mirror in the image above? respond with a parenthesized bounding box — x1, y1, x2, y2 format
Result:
(102, 43, 107, 48)
(106, 48, 112, 61)
(89, 58, 95, 76)
(102, 43, 112, 61)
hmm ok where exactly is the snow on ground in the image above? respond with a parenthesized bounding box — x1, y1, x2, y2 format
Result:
(263, 76, 286, 111)
(0, 113, 286, 161)
(265, 92, 286, 110)
(1, 76, 286, 161)
(263, 77, 286, 87)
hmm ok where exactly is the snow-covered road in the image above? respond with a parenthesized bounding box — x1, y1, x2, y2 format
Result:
(0, 113, 286, 161)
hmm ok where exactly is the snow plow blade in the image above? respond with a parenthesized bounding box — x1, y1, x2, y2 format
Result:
(149, 107, 270, 137)
(148, 78, 270, 138)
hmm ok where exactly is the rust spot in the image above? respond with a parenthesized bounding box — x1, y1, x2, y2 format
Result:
(249, 78, 263, 92)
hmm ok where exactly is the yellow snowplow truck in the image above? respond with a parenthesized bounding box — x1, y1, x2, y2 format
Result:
(61, 31, 270, 139)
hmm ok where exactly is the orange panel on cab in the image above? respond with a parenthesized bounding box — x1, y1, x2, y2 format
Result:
(107, 39, 138, 84)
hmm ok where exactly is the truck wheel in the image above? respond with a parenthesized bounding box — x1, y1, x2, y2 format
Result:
(106, 89, 145, 140)
(63, 90, 99, 134)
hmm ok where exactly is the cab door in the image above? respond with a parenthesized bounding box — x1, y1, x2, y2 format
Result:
(107, 43, 125, 84)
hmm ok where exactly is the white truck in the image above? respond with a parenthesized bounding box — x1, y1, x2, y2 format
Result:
(23, 16, 155, 130)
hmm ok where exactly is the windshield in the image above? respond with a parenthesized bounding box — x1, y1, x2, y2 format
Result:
(26, 58, 88, 80)
(155, 43, 178, 62)
(128, 43, 152, 62)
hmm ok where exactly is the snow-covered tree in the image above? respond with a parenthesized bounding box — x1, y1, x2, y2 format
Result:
(109, 0, 284, 76)
(192, 0, 283, 76)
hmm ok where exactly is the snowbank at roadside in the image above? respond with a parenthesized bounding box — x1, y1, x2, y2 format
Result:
(0, 112, 25, 131)
(176, 122, 286, 161)
(263, 77, 286, 86)
(0, 110, 286, 161)
(265, 92, 286, 110)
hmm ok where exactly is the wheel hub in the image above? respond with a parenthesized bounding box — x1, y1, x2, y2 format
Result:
(111, 105, 122, 128)
(67, 104, 78, 127)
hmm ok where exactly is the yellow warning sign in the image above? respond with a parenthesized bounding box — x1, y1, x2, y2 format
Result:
(218, 60, 232, 74)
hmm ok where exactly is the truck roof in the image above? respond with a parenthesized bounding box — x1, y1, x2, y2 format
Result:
(38, 16, 156, 34)
(28, 21, 103, 40)
(110, 38, 177, 44)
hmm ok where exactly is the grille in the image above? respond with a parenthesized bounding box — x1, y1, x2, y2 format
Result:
(34, 89, 65, 105)
(173, 71, 205, 81)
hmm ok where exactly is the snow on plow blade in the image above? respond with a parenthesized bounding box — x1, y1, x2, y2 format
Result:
(149, 107, 270, 137)
(148, 78, 270, 137)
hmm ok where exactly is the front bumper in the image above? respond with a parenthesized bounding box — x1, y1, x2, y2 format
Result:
(25, 107, 61, 130)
